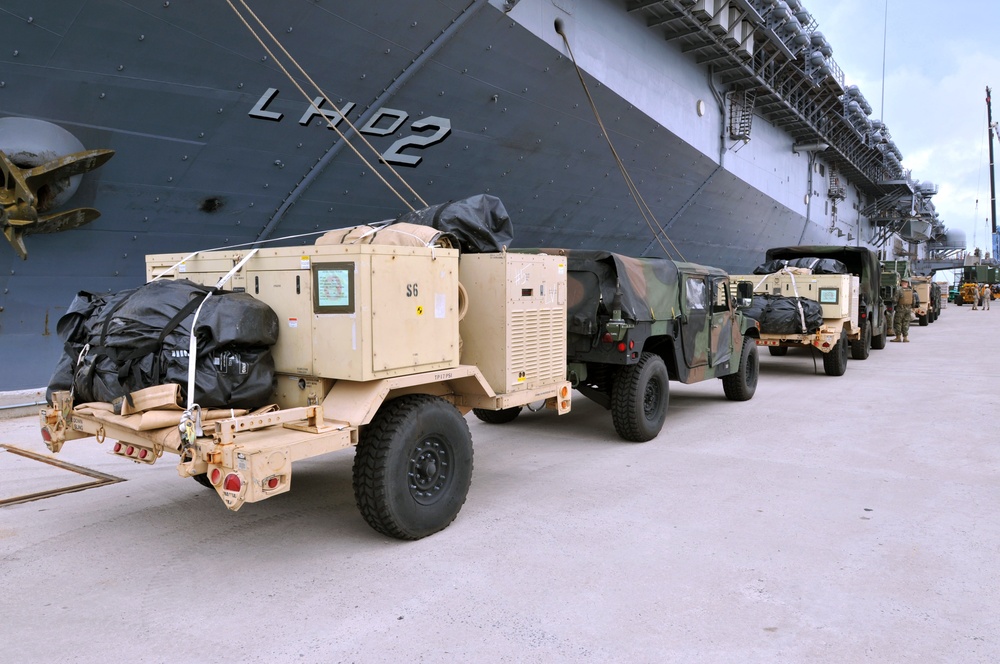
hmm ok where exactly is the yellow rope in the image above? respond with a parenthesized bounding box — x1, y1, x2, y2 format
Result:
(227, 0, 426, 210)
(558, 29, 686, 262)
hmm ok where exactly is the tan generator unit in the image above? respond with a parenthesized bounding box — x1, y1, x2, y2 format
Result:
(146, 244, 461, 383)
(459, 252, 567, 394)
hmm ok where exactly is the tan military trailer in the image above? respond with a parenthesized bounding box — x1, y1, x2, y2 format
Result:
(40, 234, 572, 540)
(909, 276, 937, 325)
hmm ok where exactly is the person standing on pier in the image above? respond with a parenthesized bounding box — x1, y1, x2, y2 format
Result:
(982, 284, 991, 311)
(892, 279, 916, 342)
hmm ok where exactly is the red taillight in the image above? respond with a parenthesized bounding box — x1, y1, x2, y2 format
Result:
(629, 340, 635, 350)
(113, 442, 122, 453)
(125, 445, 135, 456)
(223, 473, 242, 492)
(617, 341, 626, 352)
(41, 428, 52, 442)
(601, 332, 614, 343)
(861, 312, 867, 319)
(821, 342, 831, 348)
(266, 476, 279, 490)
(210, 468, 222, 485)
(138, 449, 149, 460)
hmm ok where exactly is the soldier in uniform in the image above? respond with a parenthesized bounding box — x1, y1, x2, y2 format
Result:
(982, 284, 991, 311)
(891, 279, 916, 342)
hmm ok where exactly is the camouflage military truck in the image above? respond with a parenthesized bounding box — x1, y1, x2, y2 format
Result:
(490, 250, 759, 442)
(731, 245, 889, 377)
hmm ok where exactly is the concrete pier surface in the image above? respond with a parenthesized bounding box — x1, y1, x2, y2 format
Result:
(2, 304, 998, 663)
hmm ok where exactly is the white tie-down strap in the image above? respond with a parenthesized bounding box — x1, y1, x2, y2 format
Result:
(184, 248, 260, 411)
(780, 267, 808, 333)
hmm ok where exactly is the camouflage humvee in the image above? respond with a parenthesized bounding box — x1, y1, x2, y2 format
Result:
(502, 249, 759, 442)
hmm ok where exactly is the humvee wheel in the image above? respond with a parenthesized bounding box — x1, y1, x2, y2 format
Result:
(353, 394, 473, 540)
(918, 313, 928, 326)
(850, 320, 871, 360)
(472, 406, 522, 424)
(611, 352, 669, 443)
(767, 346, 788, 357)
(722, 340, 758, 401)
(192, 473, 214, 489)
(871, 317, 888, 350)
(823, 329, 849, 377)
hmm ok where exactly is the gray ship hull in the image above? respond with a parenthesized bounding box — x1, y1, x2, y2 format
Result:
(0, 0, 909, 389)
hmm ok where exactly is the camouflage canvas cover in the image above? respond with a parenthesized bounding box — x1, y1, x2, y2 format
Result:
(561, 250, 682, 328)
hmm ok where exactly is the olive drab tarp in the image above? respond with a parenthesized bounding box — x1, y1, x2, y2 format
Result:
(562, 251, 681, 328)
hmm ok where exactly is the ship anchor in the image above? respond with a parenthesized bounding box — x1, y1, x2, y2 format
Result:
(0, 148, 115, 259)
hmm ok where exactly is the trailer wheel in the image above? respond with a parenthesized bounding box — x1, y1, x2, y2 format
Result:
(722, 340, 758, 401)
(918, 313, 928, 326)
(850, 320, 871, 360)
(353, 394, 473, 540)
(472, 406, 522, 424)
(611, 352, 669, 442)
(767, 346, 788, 357)
(192, 473, 214, 489)
(871, 317, 887, 350)
(823, 329, 849, 377)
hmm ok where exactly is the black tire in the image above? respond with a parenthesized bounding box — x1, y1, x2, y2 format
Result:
(850, 320, 871, 360)
(767, 346, 788, 357)
(823, 329, 849, 377)
(871, 316, 887, 350)
(722, 340, 758, 401)
(611, 352, 669, 443)
(472, 406, 522, 424)
(918, 313, 928, 326)
(353, 394, 473, 540)
(192, 473, 214, 489)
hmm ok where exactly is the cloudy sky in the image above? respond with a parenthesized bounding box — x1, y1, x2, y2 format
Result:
(806, 0, 1000, 254)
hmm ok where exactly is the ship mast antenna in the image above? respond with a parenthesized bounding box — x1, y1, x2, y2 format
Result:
(555, 23, 685, 262)
(227, 0, 426, 211)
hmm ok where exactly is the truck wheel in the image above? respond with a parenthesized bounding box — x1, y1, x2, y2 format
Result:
(918, 313, 928, 326)
(850, 321, 871, 360)
(871, 317, 887, 350)
(611, 352, 669, 443)
(472, 406, 522, 424)
(767, 346, 788, 357)
(722, 340, 758, 401)
(353, 394, 473, 540)
(823, 329, 849, 377)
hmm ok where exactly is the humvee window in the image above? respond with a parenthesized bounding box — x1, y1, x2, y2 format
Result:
(685, 277, 707, 311)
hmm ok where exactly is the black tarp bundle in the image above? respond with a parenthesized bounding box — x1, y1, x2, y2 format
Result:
(753, 257, 849, 275)
(743, 293, 824, 335)
(47, 279, 279, 409)
(392, 194, 514, 253)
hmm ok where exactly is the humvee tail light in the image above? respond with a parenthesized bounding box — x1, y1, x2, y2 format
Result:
(41, 427, 52, 442)
(210, 468, 222, 485)
(601, 332, 614, 344)
(265, 476, 280, 490)
(560, 386, 569, 398)
(617, 342, 626, 352)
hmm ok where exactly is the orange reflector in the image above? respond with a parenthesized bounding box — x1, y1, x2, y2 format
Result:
(223, 473, 242, 492)
(560, 386, 568, 397)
